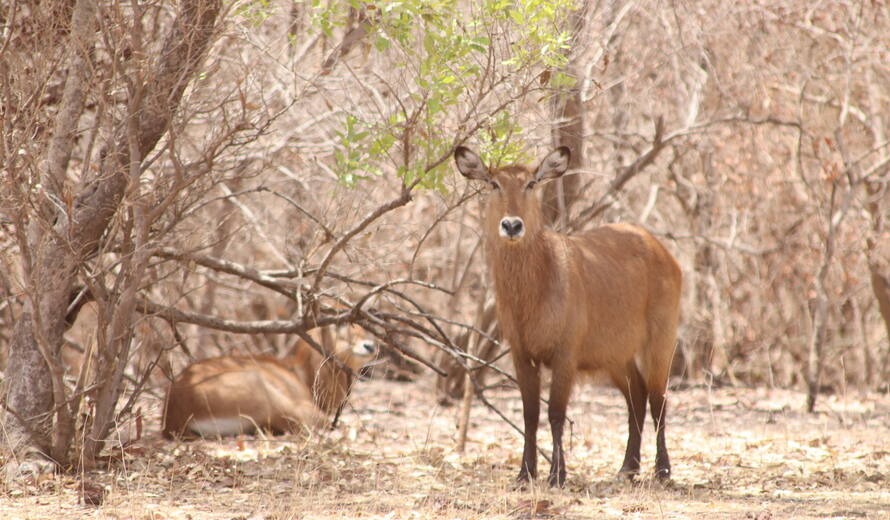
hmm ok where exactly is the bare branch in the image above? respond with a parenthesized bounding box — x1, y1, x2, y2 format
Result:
(137, 298, 325, 334)
(154, 247, 300, 299)
(572, 116, 666, 226)
(309, 183, 416, 295)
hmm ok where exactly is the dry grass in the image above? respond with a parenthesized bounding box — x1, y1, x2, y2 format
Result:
(2, 379, 888, 519)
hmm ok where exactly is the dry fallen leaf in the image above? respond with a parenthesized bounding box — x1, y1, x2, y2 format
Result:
(511, 498, 566, 519)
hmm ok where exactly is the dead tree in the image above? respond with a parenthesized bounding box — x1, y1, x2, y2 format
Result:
(2, 0, 222, 471)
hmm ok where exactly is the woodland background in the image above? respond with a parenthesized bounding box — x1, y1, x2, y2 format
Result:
(0, 0, 888, 486)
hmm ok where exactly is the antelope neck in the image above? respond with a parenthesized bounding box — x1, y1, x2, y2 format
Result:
(488, 231, 555, 311)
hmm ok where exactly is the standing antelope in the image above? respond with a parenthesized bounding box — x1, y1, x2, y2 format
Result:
(161, 325, 377, 439)
(454, 145, 681, 486)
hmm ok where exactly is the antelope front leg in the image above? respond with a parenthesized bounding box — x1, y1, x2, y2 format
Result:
(513, 354, 541, 484)
(547, 361, 574, 487)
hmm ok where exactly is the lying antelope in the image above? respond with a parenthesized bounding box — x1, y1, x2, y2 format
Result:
(455, 145, 682, 486)
(161, 325, 377, 439)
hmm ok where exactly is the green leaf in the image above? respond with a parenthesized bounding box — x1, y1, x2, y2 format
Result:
(313, 0, 577, 192)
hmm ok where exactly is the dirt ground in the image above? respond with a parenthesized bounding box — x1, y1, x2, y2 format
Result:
(2, 378, 888, 519)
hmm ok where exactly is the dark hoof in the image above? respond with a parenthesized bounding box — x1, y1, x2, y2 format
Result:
(655, 467, 671, 481)
(514, 471, 534, 490)
(618, 466, 640, 481)
(548, 472, 566, 488)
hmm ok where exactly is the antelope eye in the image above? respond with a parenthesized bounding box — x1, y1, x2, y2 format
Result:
(525, 180, 537, 190)
(489, 181, 501, 191)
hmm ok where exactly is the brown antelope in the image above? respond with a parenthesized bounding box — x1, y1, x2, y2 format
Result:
(161, 325, 378, 439)
(454, 146, 682, 486)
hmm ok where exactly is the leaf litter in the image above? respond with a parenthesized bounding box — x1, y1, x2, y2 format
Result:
(1, 379, 888, 519)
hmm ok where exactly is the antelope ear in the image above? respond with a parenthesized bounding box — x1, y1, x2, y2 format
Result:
(534, 146, 571, 181)
(454, 146, 490, 181)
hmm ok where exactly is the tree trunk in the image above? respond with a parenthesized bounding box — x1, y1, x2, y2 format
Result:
(866, 216, 890, 385)
(543, 6, 588, 228)
(3, 0, 98, 467)
(3, 0, 221, 472)
(545, 87, 584, 227)
(4, 310, 57, 458)
(872, 264, 890, 383)
(806, 181, 841, 413)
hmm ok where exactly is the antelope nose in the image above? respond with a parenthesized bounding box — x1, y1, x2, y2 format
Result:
(500, 217, 525, 239)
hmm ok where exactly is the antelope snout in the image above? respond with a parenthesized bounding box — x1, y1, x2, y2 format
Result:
(500, 216, 525, 240)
